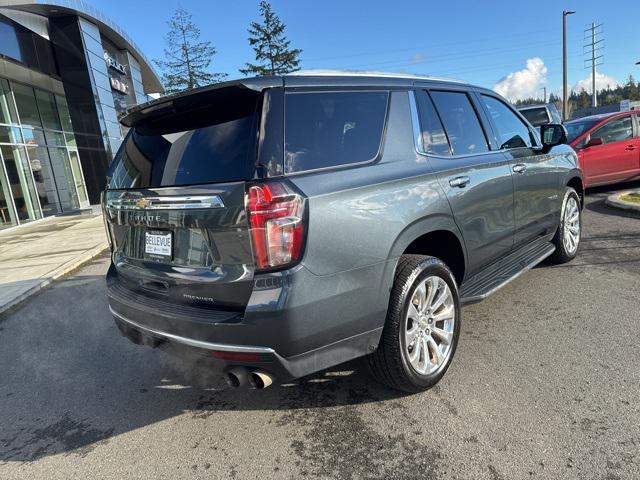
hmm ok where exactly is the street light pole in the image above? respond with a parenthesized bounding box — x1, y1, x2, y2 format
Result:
(563, 10, 576, 121)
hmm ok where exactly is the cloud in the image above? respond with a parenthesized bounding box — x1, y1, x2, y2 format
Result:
(572, 72, 620, 94)
(493, 57, 548, 101)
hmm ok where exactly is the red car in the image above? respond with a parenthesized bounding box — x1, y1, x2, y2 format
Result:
(565, 111, 640, 187)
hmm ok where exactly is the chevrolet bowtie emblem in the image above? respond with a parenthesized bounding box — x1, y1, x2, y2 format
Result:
(135, 198, 150, 209)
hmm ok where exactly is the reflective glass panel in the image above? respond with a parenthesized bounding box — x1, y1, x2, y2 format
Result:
(47, 147, 79, 211)
(35, 90, 62, 130)
(67, 150, 88, 205)
(44, 130, 65, 146)
(0, 156, 17, 229)
(22, 128, 47, 146)
(1, 145, 41, 222)
(0, 125, 23, 144)
(26, 145, 61, 217)
(11, 83, 42, 128)
(0, 78, 18, 125)
(55, 95, 74, 132)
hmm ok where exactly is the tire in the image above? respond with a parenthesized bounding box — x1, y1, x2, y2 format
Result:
(367, 254, 461, 393)
(550, 187, 582, 264)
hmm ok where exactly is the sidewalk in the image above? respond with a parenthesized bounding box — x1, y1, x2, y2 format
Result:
(0, 213, 108, 315)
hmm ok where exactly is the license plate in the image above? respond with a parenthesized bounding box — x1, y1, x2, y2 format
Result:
(145, 230, 172, 259)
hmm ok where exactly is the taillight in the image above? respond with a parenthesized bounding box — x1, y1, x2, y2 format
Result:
(246, 182, 306, 271)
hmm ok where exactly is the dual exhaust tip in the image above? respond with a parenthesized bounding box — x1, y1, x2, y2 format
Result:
(226, 367, 273, 389)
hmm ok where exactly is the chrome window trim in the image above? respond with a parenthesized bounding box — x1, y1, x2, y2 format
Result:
(109, 307, 276, 354)
(106, 195, 225, 210)
(408, 90, 426, 155)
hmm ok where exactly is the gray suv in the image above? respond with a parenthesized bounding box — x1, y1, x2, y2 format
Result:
(103, 73, 583, 393)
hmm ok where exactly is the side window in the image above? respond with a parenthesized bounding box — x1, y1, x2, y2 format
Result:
(592, 116, 633, 144)
(415, 91, 451, 156)
(284, 91, 389, 173)
(480, 95, 534, 149)
(429, 91, 489, 156)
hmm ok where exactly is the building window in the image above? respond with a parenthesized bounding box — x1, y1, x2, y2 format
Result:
(0, 145, 41, 223)
(0, 77, 89, 228)
(11, 82, 42, 128)
(0, 79, 19, 125)
(35, 90, 62, 131)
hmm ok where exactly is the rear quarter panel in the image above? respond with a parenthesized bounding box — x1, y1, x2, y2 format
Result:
(286, 90, 462, 336)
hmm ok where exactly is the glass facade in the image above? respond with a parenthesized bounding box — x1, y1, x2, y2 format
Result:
(0, 77, 89, 230)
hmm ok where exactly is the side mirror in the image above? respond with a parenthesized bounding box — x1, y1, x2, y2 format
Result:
(583, 137, 604, 148)
(540, 124, 568, 151)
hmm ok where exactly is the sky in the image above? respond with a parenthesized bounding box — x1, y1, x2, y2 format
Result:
(91, 0, 640, 100)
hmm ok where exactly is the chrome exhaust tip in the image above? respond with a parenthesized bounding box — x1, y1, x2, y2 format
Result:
(249, 370, 273, 389)
(226, 367, 249, 388)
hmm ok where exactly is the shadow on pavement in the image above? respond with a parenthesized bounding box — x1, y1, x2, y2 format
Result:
(0, 273, 406, 462)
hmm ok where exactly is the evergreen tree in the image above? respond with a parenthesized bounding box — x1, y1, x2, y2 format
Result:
(240, 1, 302, 76)
(155, 8, 227, 93)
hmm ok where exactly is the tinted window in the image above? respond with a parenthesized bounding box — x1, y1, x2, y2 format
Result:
(11, 83, 41, 128)
(35, 90, 62, 130)
(565, 119, 599, 143)
(481, 95, 534, 148)
(416, 92, 451, 156)
(285, 91, 388, 173)
(519, 107, 549, 127)
(0, 78, 18, 124)
(430, 91, 488, 155)
(0, 17, 21, 62)
(591, 116, 633, 145)
(108, 111, 258, 189)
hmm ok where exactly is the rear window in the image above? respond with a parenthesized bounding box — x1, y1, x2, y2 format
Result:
(108, 99, 258, 189)
(284, 91, 389, 173)
(519, 107, 549, 127)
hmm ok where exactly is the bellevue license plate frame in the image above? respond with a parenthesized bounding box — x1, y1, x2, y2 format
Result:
(144, 229, 173, 261)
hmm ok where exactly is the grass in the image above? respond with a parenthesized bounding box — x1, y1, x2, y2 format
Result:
(620, 192, 640, 204)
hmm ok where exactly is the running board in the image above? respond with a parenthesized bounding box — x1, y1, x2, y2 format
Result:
(460, 241, 555, 305)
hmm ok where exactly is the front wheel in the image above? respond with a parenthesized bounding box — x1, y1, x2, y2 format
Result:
(367, 255, 461, 393)
(550, 187, 582, 264)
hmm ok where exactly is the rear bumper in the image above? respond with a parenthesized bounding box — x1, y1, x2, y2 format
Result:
(106, 259, 392, 379)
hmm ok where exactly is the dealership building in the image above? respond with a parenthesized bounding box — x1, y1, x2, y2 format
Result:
(0, 0, 163, 229)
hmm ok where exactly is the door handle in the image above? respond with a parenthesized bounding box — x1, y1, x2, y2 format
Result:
(625, 145, 636, 151)
(449, 176, 470, 188)
(513, 164, 527, 174)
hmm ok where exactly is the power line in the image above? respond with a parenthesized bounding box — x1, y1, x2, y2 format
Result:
(301, 26, 559, 64)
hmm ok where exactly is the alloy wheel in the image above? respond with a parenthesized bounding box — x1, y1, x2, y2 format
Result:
(563, 196, 580, 255)
(404, 276, 455, 375)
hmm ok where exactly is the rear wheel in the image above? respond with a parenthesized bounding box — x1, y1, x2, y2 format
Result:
(550, 187, 582, 264)
(368, 255, 461, 393)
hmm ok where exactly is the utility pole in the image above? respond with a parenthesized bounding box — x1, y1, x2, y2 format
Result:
(563, 10, 575, 121)
(584, 22, 604, 108)
(542, 87, 547, 103)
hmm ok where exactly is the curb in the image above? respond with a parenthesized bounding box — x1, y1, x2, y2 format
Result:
(0, 243, 109, 316)
(605, 190, 640, 213)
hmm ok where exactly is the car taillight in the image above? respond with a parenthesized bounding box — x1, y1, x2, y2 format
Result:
(246, 182, 306, 271)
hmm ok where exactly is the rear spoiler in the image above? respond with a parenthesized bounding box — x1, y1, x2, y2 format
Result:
(120, 76, 283, 131)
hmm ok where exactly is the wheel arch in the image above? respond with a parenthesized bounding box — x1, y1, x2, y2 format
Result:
(566, 175, 584, 208)
(387, 215, 467, 286)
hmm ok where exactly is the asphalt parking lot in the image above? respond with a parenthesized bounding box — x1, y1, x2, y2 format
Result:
(1, 182, 639, 480)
